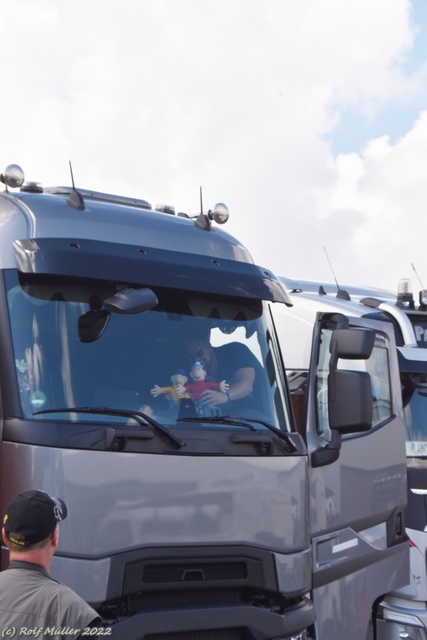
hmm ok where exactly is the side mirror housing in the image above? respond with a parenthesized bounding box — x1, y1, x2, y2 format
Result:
(331, 327, 375, 360)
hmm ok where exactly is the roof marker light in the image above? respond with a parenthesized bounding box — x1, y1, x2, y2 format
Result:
(155, 204, 175, 215)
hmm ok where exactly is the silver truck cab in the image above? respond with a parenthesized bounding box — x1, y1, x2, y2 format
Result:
(0, 165, 312, 640)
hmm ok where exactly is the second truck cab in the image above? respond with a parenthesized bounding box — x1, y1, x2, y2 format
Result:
(274, 276, 427, 640)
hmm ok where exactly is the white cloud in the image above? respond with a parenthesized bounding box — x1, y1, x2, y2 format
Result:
(311, 110, 427, 290)
(0, 0, 425, 292)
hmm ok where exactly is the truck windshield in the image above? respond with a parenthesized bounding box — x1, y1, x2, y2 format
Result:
(5, 271, 291, 433)
(402, 372, 427, 457)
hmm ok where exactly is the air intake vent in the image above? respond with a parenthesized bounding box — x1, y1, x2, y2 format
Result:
(144, 561, 247, 584)
(124, 556, 262, 596)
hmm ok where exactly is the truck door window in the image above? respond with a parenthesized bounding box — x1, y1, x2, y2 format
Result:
(316, 327, 392, 440)
(402, 373, 427, 456)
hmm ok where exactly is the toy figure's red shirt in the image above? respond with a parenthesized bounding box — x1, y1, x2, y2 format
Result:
(185, 381, 222, 400)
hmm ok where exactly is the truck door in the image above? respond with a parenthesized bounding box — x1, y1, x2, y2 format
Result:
(306, 313, 409, 640)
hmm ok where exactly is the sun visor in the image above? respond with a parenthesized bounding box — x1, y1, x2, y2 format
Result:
(13, 238, 292, 305)
(397, 347, 427, 373)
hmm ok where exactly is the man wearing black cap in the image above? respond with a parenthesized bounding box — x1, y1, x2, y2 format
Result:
(0, 490, 100, 637)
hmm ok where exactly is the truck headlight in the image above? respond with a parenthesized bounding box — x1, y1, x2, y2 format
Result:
(378, 603, 426, 640)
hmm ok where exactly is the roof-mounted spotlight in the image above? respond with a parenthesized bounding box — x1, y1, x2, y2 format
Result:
(195, 201, 230, 230)
(208, 202, 229, 225)
(0, 164, 25, 190)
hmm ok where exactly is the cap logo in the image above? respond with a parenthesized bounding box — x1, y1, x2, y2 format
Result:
(51, 497, 64, 522)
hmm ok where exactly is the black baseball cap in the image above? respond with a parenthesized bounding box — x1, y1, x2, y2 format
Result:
(2, 489, 68, 547)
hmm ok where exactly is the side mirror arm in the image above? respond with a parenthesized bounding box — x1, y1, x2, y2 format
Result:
(311, 430, 342, 468)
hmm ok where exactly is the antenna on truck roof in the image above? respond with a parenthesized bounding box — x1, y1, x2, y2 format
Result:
(323, 246, 350, 300)
(323, 246, 339, 290)
(411, 262, 425, 290)
(67, 160, 85, 211)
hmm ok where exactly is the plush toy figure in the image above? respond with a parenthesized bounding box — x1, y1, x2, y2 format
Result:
(176, 361, 229, 401)
(151, 369, 191, 404)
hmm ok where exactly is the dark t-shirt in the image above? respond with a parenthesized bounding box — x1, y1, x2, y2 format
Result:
(210, 342, 259, 382)
(208, 342, 263, 410)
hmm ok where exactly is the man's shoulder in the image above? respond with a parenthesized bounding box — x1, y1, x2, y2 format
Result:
(0, 567, 79, 600)
(45, 580, 101, 625)
(46, 578, 92, 605)
(0, 566, 100, 628)
(3, 567, 95, 613)
(0, 564, 49, 585)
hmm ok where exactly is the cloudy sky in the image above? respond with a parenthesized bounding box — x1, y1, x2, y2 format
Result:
(1, 0, 426, 293)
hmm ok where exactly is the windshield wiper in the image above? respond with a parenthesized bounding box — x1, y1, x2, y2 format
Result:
(178, 415, 257, 431)
(33, 406, 185, 449)
(177, 414, 297, 452)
